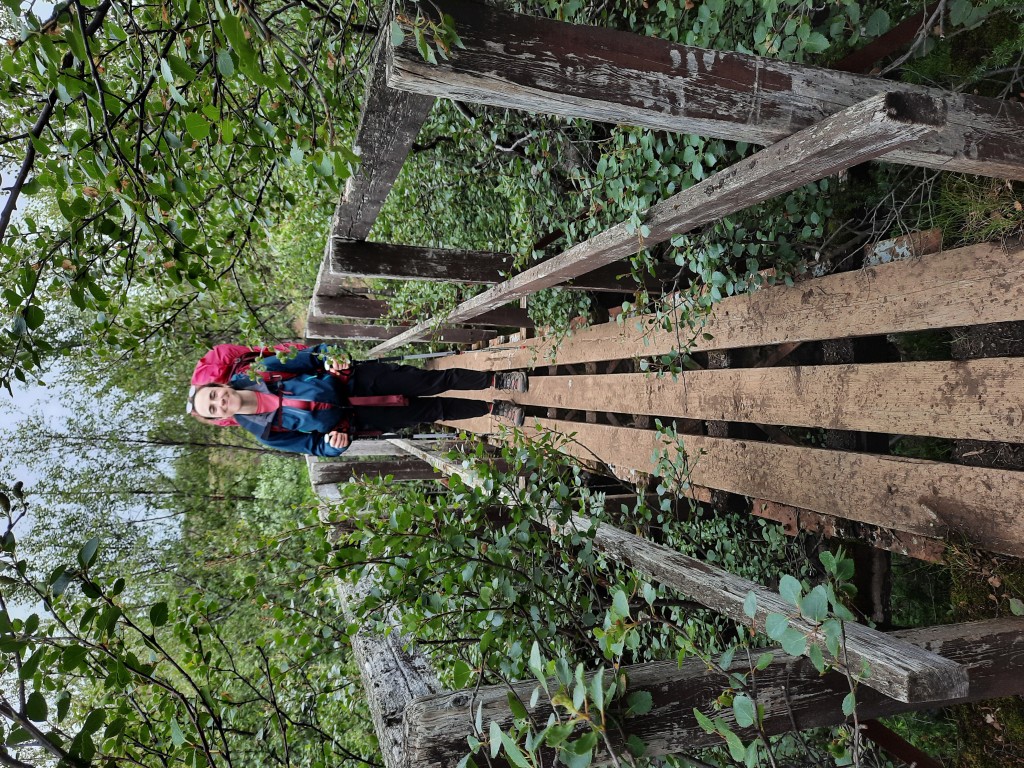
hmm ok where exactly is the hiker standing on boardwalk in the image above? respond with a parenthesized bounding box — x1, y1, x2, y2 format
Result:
(187, 343, 526, 456)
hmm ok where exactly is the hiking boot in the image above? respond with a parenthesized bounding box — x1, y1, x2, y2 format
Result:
(492, 371, 528, 393)
(491, 400, 525, 427)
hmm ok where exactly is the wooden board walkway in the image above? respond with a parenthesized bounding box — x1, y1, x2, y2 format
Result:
(429, 241, 1024, 372)
(447, 359, 1024, 443)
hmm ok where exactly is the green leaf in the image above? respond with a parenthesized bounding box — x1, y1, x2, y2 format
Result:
(23, 305, 44, 330)
(842, 691, 856, 717)
(216, 50, 235, 77)
(453, 660, 471, 689)
(742, 591, 757, 619)
(1010, 597, 1024, 616)
(589, 667, 604, 712)
(732, 694, 755, 728)
(78, 537, 100, 569)
(780, 628, 807, 657)
(755, 652, 774, 671)
(800, 585, 829, 623)
(221, 15, 256, 66)
(507, 691, 528, 720)
(160, 58, 174, 83)
(765, 613, 788, 640)
(627, 689, 653, 716)
(692, 708, 716, 733)
(612, 589, 630, 618)
(803, 32, 830, 53)
(171, 718, 186, 747)
(779, 575, 802, 606)
(864, 8, 890, 36)
(149, 601, 169, 627)
(489, 721, 502, 759)
(498, 729, 531, 768)
(626, 734, 645, 757)
(808, 642, 826, 673)
(390, 20, 406, 47)
(725, 729, 746, 761)
(185, 114, 210, 141)
(26, 691, 48, 721)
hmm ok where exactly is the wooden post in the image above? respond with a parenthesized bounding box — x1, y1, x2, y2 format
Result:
(389, 0, 1024, 179)
(368, 91, 944, 354)
(389, 440, 968, 704)
(403, 618, 1024, 767)
(334, 39, 434, 241)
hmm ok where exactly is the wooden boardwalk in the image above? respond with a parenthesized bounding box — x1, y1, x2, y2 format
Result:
(429, 240, 1024, 559)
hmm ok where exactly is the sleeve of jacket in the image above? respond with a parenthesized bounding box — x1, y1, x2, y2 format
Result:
(235, 416, 347, 457)
(260, 343, 346, 376)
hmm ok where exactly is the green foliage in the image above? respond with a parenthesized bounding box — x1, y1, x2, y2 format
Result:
(0, 0, 370, 389)
(0, 473, 375, 768)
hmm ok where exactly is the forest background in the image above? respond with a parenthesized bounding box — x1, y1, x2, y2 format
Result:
(1, 0, 1024, 766)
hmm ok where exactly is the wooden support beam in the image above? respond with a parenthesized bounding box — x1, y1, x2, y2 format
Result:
(455, 360, 1024, 443)
(522, 418, 1024, 558)
(368, 91, 944, 354)
(427, 241, 1024, 372)
(393, 440, 968, 704)
(312, 456, 439, 483)
(329, 240, 656, 293)
(305, 319, 494, 344)
(404, 618, 1023, 767)
(390, 0, 1024, 179)
(333, 39, 434, 241)
(337, 573, 441, 768)
(311, 294, 534, 328)
(752, 499, 946, 564)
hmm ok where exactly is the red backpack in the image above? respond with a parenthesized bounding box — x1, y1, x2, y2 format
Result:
(190, 343, 307, 426)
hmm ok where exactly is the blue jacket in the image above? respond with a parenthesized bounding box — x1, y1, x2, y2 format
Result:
(232, 344, 353, 457)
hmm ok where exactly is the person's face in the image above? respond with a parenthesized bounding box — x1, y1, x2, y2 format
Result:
(195, 385, 241, 419)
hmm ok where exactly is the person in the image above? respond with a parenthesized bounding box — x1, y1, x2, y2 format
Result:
(187, 343, 527, 456)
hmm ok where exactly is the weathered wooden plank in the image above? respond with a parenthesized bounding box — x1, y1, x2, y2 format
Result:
(390, 0, 1024, 179)
(404, 618, 1024, 767)
(394, 440, 968, 704)
(334, 38, 434, 241)
(368, 91, 944, 354)
(311, 294, 534, 328)
(428, 241, 1024, 372)
(453, 360, 1024, 442)
(338, 572, 441, 768)
(752, 499, 946, 564)
(313, 456, 438, 483)
(305, 319, 494, 344)
(329, 240, 655, 293)
(523, 418, 1024, 558)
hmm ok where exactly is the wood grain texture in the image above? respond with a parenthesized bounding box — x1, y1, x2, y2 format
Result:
(305, 319, 494, 344)
(391, 0, 1024, 179)
(333, 37, 434, 241)
(394, 441, 968, 704)
(404, 619, 1024, 766)
(428, 241, 1024, 372)
(524, 418, 1024, 558)
(312, 294, 534, 327)
(369, 91, 943, 354)
(448, 360, 1024, 442)
(328, 239, 656, 292)
(337, 573, 441, 768)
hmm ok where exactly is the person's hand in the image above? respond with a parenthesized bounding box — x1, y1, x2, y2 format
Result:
(327, 431, 350, 450)
(326, 356, 351, 375)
